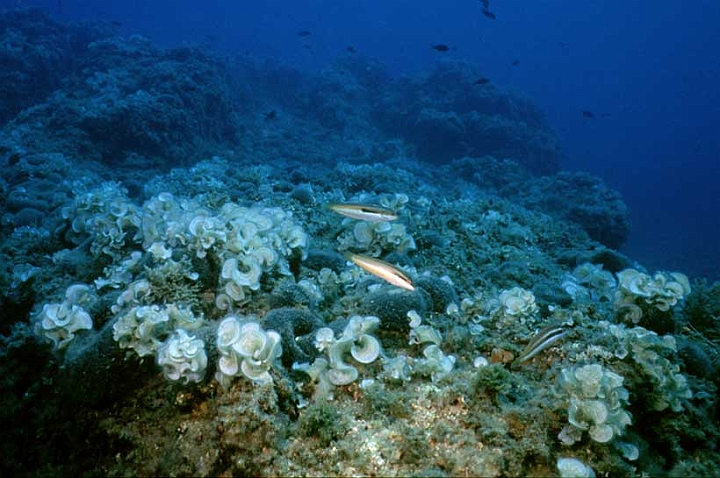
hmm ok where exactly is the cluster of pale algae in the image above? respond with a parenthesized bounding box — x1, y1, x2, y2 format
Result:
(30, 183, 449, 390)
(30, 180, 696, 475)
(34, 182, 307, 385)
(552, 263, 693, 474)
(434, 263, 692, 474)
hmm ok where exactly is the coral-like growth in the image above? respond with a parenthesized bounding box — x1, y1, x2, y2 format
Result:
(113, 303, 203, 357)
(499, 286, 539, 318)
(407, 311, 455, 382)
(35, 301, 93, 350)
(61, 182, 142, 259)
(556, 364, 634, 451)
(140, 193, 308, 308)
(465, 286, 540, 330)
(562, 262, 616, 302)
(414, 344, 456, 383)
(608, 324, 692, 412)
(615, 268, 691, 322)
(339, 220, 416, 256)
(34, 284, 95, 349)
(310, 315, 382, 386)
(557, 457, 595, 478)
(156, 329, 207, 384)
(215, 316, 282, 386)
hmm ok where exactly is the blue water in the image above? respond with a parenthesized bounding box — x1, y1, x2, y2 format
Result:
(5, 0, 720, 279)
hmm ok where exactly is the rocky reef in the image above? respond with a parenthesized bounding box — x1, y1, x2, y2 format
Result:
(1, 8, 718, 478)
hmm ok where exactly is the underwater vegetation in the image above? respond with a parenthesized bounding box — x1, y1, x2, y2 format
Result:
(1, 8, 719, 477)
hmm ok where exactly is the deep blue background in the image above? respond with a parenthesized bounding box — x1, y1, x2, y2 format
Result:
(5, 0, 720, 279)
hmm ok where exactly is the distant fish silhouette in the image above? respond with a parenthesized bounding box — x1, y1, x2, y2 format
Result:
(264, 111, 278, 121)
(482, 9, 497, 20)
(346, 46, 356, 53)
(512, 59, 520, 66)
(431, 44, 450, 52)
(297, 30, 311, 37)
(475, 77, 490, 85)
(582, 110, 611, 119)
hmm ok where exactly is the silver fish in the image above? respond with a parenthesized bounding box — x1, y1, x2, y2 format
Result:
(513, 325, 567, 365)
(345, 252, 414, 291)
(328, 203, 398, 222)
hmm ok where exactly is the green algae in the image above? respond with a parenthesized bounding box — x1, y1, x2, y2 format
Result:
(297, 400, 350, 447)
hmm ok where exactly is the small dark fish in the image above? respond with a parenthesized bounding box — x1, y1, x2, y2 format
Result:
(558, 41, 568, 47)
(111, 20, 122, 27)
(297, 30, 311, 37)
(475, 77, 490, 85)
(432, 44, 450, 52)
(346, 46, 356, 53)
(512, 59, 520, 66)
(582, 110, 595, 118)
(264, 111, 277, 121)
(482, 9, 497, 20)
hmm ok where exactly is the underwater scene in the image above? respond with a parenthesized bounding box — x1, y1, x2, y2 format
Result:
(1, 2, 719, 477)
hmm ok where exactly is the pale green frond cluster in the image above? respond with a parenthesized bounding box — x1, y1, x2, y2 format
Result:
(556, 363, 637, 460)
(215, 316, 282, 387)
(609, 323, 693, 412)
(615, 268, 691, 322)
(34, 284, 95, 350)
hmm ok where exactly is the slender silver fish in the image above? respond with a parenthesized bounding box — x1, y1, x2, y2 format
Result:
(345, 252, 415, 291)
(328, 203, 398, 222)
(513, 325, 567, 366)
